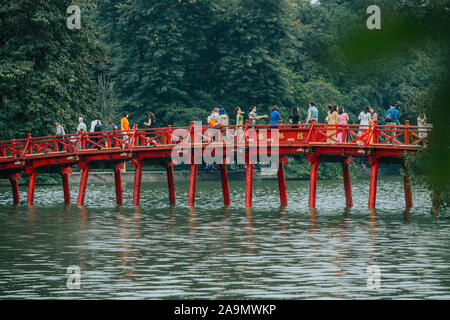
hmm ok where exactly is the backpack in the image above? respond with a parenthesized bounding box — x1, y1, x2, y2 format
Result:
(384, 112, 392, 122)
(94, 120, 103, 132)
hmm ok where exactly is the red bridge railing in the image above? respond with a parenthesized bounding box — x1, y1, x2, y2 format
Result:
(0, 120, 431, 162)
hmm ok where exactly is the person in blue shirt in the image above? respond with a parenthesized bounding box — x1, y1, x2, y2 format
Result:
(383, 104, 400, 124)
(306, 101, 319, 123)
(270, 105, 282, 127)
(383, 104, 400, 143)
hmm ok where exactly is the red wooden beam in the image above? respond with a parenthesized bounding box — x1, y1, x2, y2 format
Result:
(133, 160, 144, 207)
(26, 167, 38, 206)
(308, 155, 320, 208)
(402, 162, 413, 208)
(61, 167, 72, 205)
(114, 163, 124, 205)
(77, 163, 90, 206)
(342, 161, 353, 208)
(220, 164, 231, 206)
(166, 162, 176, 205)
(188, 164, 198, 207)
(368, 157, 379, 209)
(277, 160, 288, 206)
(9, 172, 21, 205)
(245, 163, 254, 207)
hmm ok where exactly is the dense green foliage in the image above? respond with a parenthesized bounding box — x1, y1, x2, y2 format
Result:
(0, 0, 107, 140)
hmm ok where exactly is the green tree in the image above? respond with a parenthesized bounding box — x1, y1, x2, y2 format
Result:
(0, 0, 107, 140)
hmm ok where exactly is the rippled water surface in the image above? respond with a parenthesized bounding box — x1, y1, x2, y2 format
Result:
(0, 176, 449, 299)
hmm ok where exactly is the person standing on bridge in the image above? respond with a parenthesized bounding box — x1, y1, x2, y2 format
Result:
(75, 117, 87, 150)
(369, 106, 378, 144)
(289, 106, 301, 127)
(89, 118, 103, 149)
(337, 107, 349, 143)
(270, 105, 282, 128)
(305, 101, 318, 124)
(235, 107, 245, 146)
(55, 120, 65, 151)
(248, 106, 268, 126)
(144, 112, 156, 128)
(383, 104, 400, 144)
(76, 117, 87, 133)
(327, 105, 338, 143)
(208, 108, 220, 127)
(358, 106, 372, 144)
(105, 118, 117, 148)
(215, 107, 229, 127)
(121, 112, 130, 148)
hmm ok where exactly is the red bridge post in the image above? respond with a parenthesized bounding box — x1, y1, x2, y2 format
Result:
(278, 157, 288, 207)
(245, 163, 254, 207)
(402, 162, 413, 208)
(166, 161, 176, 205)
(308, 155, 320, 208)
(133, 159, 144, 207)
(26, 167, 38, 206)
(114, 163, 124, 205)
(188, 163, 198, 207)
(9, 172, 21, 205)
(342, 158, 353, 207)
(61, 167, 72, 205)
(220, 164, 231, 206)
(77, 164, 90, 206)
(368, 157, 379, 209)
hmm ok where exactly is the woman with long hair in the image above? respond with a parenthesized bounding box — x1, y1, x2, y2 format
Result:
(289, 106, 300, 127)
(358, 106, 372, 144)
(144, 112, 156, 128)
(337, 107, 349, 143)
(368, 106, 377, 144)
(327, 105, 339, 143)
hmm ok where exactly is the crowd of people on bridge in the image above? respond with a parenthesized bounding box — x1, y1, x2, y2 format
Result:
(52, 102, 430, 148)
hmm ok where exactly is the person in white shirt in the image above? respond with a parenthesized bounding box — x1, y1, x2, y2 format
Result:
(90, 119, 102, 133)
(358, 106, 372, 144)
(77, 117, 87, 133)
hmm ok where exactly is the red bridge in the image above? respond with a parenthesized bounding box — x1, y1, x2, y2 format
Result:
(0, 120, 429, 209)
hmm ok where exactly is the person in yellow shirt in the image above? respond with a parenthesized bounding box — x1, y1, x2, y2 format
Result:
(121, 112, 130, 131)
(120, 112, 130, 148)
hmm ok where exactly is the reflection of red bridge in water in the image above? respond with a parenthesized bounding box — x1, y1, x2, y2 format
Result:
(0, 119, 430, 209)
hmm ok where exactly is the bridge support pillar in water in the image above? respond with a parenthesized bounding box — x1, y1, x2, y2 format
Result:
(26, 167, 38, 206)
(61, 167, 72, 205)
(368, 157, 379, 209)
(166, 161, 176, 205)
(245, 163, 254, 207)
(188, 164, 198, 207)
(402, 162, 413, 208)
(277, 158, 288, 207)
(77, 163, 90, 206)
(341, 159, 353, 208)
(133, 160, 144, 207)
(220, 164, 231, 206)
(9, 172, 21, 205)
(114, 163, 124, 205)
(308, 155, 320, 208)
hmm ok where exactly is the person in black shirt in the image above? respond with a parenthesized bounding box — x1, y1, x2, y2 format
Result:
(289, 106, 301, 127)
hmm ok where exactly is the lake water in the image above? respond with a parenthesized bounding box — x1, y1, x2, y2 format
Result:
(0, 176, 449, 299)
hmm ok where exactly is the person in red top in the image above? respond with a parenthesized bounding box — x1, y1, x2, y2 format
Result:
(337, 107, 349, 143)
